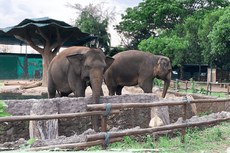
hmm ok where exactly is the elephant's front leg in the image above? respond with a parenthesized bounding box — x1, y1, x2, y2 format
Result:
(138, 77, 153, 93)
(68, 73, 86, 97)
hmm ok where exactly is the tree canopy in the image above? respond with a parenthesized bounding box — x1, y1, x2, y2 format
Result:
(115, 0, 230, 50)
(67, 2, 116, 55)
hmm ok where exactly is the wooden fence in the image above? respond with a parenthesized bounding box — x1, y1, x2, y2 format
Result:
(171, 79, 230, 95)
(1, 98, 230, 151)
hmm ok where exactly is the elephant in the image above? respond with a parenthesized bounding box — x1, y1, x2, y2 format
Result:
(104, 50, 172, 98)
(48, 46, 114, 131)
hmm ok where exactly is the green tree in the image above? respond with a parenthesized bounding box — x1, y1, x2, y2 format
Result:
(183, 17, 204, 80)
(107, 46, 127, 57)
(198, 8, 228, 81)
(115, 0, 230, 49)
(67, 2, 116, 55)
(208, 7, 230, 81)
(138, 30, 188, 79)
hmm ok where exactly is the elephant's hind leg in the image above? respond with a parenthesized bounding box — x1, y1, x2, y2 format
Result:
(116, 85, 123, 95)
(48, 77, 56, 98)
(48, 85, 56, 98)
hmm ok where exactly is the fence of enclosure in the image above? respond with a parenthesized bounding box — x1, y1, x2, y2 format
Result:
(1, 97, 230, 151)
(171, 79, 230, 95)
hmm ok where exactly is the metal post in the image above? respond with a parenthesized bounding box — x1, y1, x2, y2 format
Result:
(176, 79, 179, 92)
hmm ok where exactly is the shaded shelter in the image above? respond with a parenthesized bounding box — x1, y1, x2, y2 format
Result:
(0, 17, 97, 86)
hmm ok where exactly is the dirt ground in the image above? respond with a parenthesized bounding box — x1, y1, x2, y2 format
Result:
(0, 79, 228, 97)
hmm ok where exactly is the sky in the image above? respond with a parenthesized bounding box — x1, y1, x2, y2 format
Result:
(0, 0, 142, 53)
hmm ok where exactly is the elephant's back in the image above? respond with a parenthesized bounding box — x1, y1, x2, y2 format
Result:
(113, 50, 151, 60)
(112, 50, 151, 67)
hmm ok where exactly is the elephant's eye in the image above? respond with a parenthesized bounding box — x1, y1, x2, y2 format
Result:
(85, 66, 90, 69)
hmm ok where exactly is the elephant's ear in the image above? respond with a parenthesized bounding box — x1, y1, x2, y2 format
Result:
(157, 58, 171, 69)
(66, 54, 84, 74)
(104, 56, 114, 72)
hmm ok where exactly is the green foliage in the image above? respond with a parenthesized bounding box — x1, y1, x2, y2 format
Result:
(207, 7, 230, 71)
(189, 78, 198, 93)
(138, 30, 188, 67)
(153, 78, 163, 87)
(67, 2, 116, 55)
(107, 46, 126, 56)
(0, 101, 10, 133)
(198, 87, 206, 94)
(198, 8, 225, 65)
(116, 0, 230, 49)
(19, 139, 36, 150)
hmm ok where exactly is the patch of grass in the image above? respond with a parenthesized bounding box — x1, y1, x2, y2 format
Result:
(87, 122, 230, 152)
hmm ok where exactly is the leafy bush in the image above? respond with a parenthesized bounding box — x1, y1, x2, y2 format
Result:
(0, 101, 11, 133)
(190, 78, 198, 93)
(153, 78, 163, 87)
(199, 87, 206, 94)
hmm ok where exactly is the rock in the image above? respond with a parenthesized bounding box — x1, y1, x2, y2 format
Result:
(109, 127, 119, 132)
(149, 116, 163, 127)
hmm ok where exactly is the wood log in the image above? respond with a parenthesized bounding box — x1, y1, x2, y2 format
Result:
(4, 81, 36, 86)
(0, 110, 120, 123)
(26, 137, 122, 152)
(87, 116, 230, 142)
(29, 101, 58, 140)
(19, 82, 42, 90)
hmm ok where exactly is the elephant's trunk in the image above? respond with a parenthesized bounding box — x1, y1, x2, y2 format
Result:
(90, 68, 104, 104)
(89, 68, 104, 131)
(161, 72, 171, 98)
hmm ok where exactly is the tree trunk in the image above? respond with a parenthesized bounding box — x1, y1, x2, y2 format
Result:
(41, 47, 56, 87)
(198, 63, 201, 81)
(23, 57, 29, 79)
(180, 65, 184, 80)
(228, 71, 229, 82)
(220, 67, 223, 83)
(29, 101, 58, 140)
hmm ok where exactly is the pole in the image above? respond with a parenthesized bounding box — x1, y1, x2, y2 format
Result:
(210, 66, 212, 95)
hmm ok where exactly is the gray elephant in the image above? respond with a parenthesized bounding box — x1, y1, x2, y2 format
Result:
(48, 46, 114, 131)
(104, 50, 172, 98)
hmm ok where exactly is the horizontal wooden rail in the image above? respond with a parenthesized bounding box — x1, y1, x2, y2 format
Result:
(0, 110, 120, 123)
(25, 137, 122, 152)
(87, 98, 230, 111)
(87, 101, 187, 111)
(87, 116, 230, 142)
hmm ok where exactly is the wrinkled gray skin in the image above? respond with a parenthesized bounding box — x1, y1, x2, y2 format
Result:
(48, 46, 114, 131)
(104, 50, 172, 98)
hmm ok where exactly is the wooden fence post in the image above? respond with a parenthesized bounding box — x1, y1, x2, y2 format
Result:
(206, 82, 210, 95)
(101, 117, 107, 132)
(181, 103, 187, 142)
(185, 80, 188, 92)
(227, 83, 230, 95)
